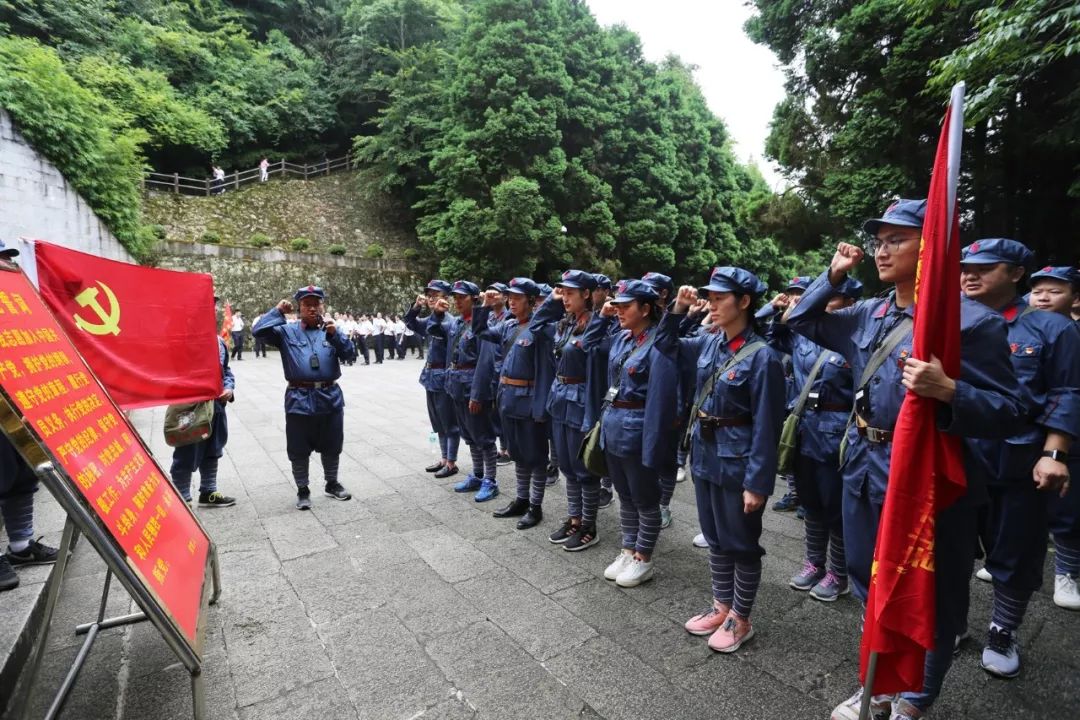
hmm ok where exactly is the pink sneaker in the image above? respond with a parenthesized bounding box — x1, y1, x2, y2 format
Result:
(684, 602, 731, 636)
(708, 612, 755, 653)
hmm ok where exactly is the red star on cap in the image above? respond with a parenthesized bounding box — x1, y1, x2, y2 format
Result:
(307, 285, 315, 291)
(886, 201, 899, 213)
(970, 242, 981, 253)
(1042, 266, 1052, 272)
(562, 271, 571, 279)
(791, 276, 799, 284)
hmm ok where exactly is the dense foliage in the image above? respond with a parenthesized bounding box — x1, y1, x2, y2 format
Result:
(746, 0, 1080, 265)
(0, 0, 804, 284)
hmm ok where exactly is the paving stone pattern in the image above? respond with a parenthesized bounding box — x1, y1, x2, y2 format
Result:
(14, 355, 1080, 719)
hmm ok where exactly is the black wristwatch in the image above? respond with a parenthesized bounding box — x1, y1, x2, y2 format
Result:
(1041, 449, 1067, 463)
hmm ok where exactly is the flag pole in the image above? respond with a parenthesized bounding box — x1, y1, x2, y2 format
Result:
(858, 650, 879, 720)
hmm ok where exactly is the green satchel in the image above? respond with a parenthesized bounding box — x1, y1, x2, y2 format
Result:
(163, 400, 215, 447)
(579, 421, 607, 477)
(776, 350, 831, 475)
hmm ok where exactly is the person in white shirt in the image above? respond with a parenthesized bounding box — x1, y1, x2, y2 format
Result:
(372, 313, 387, 364)
(392, 316, 407, 360)
(356, 315, 373, 365)
(230, 311, 245, 360)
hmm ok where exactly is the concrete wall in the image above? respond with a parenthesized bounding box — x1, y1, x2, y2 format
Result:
(0, 108, 135, 284)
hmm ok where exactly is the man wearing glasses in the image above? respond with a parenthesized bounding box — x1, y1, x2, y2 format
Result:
(787, 199, 1028, 720)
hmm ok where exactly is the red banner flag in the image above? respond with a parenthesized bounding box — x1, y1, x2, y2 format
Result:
(860, 84, 967, 693)
(33, 241, 222, 410)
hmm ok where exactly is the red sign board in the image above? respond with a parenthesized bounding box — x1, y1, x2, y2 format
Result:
(0, 265, 209, 646)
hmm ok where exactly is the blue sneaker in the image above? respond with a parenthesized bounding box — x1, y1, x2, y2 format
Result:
(474, 478, 499, 502)
(772, 492, 798, 512)
(454, 475, 482, 493)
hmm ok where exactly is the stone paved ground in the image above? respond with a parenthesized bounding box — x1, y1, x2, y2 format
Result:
(13, 354, 1080, 719)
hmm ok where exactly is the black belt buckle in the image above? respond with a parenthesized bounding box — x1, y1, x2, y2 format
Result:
(807, 391, 821, 411)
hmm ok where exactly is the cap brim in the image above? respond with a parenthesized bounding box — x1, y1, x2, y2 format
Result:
(451, 289, 474, 296)
(0, 249, 19, 257)
(699, 281, 739, 295)
(960, 255, 1011, 265)
(862, 218, 922, 236)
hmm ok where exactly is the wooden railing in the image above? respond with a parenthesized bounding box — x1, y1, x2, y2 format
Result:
(143, 153, 353, 195)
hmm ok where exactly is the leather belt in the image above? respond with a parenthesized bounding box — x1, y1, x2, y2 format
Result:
(426, 363, 446, 370)
(288, 381, 337, 389)
(500, 377, 534, 387)
(451, 363, 475, 371)
(557, 376, 585, 385)
(696, 411, 751, 428)
(611, 399, 645, 409)
(857, 425, 893, 444)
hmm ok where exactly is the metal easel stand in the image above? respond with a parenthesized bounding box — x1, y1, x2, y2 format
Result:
(9, 462, 223, 720)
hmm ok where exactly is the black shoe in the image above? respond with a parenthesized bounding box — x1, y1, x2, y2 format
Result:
(0, 556, 19, 591)
(433, 464, 458, 479)
(564, 524, 599, 552)
(426, 461, 445, 473)
(548, 517, 576, 544)
(516, 504, 543, 530)
(296, 488, 312, 510)
(546, 462, 560, 486)
(5, 537, 59, 566)
(492, 498, 529, 518)
(325, 483, 352, 501)
(496, 451, 513, 467)
(198, 491, 236, 508)
(597, 487, 614, 509)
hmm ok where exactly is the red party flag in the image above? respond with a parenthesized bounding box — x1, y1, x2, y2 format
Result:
(33, 240, 222, 409)
(859, 83, 968, 694)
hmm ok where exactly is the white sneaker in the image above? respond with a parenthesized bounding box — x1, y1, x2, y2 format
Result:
(830, 688, 893, 720)
(975, 566, 992, 582)
(615, 557, 654, 587)
(1054, 573, 1080, 610)
(981, 625, 1020, 678)
(676, 466, 687, 483)
(603, 551, 634, 581)
(659, 504, 672, 528)
(692, 533, 708, 548)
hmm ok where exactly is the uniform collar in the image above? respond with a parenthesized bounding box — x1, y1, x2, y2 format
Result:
(721, 326, 753, 352)
(872, 292, 915, 319)
(999, 296, 1026, 324)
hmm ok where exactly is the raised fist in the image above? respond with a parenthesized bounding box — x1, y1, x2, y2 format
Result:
(771, 293, 791, 310)
(433, 298, 450, 314)
(674, 285, 698, 313)
(600, 300, 617, 318)
(831, 242, 865, 276)
(415, 294, 428, 309)
(276, 299, 294, 314)
(483, 289, 501, 306)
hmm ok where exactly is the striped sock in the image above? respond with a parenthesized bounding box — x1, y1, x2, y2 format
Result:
(0, 490, 36, 544)
(1056, 536, 1080, 575)
(170, 471, 194, 502)
(658, 471, 675, 506)
(483, 444, 498, 479)
(196, 456, 219, 495)
(828, 530, 847, 578)
(710, 550, 735, 606)
(469, 445, 484, 477)
(290, 457, 310, 489)
(514, 464, 530, 501)
(617, 492, 638, 550)
(804, 515, 828, 568)
(446, 434, 460, 462)
(733, 559, 763, 618)
(782, 474, 797, 498)
(322, 453, 340, 487)
(565, 474, 582, 518)
(581, 479, 600, 526)
(530, 467, 546, 505)
(990, 583, 1031, 632)
(601, 476, 612, 490)
(636, 503, 661, 555)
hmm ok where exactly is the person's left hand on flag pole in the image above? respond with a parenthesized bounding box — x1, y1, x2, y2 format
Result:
(218, 388, 234, 403)
(902, 354, 956, 403)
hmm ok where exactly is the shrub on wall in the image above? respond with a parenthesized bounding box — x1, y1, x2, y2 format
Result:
(364, 243, 384, 259)
(250, 233, 272, 247)
(328, 244, 346, 256)
(289, 237, 311, 251)
(0, 37, 150, 257)
(201, 230, 221, 244)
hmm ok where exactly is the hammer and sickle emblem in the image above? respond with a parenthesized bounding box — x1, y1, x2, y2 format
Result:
(73, 282, 122, 336)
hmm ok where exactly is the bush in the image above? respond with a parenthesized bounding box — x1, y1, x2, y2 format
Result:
(364, 243, 385, 259)
(0, 37, 149, 256)
(250, 233, 272, 247)
(328, 244, 346, 256)
(148, 224, 167, 240)
(289, 237, 311, 252)
(201, 230, 221, 244)
(403, 247, 420, 261)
